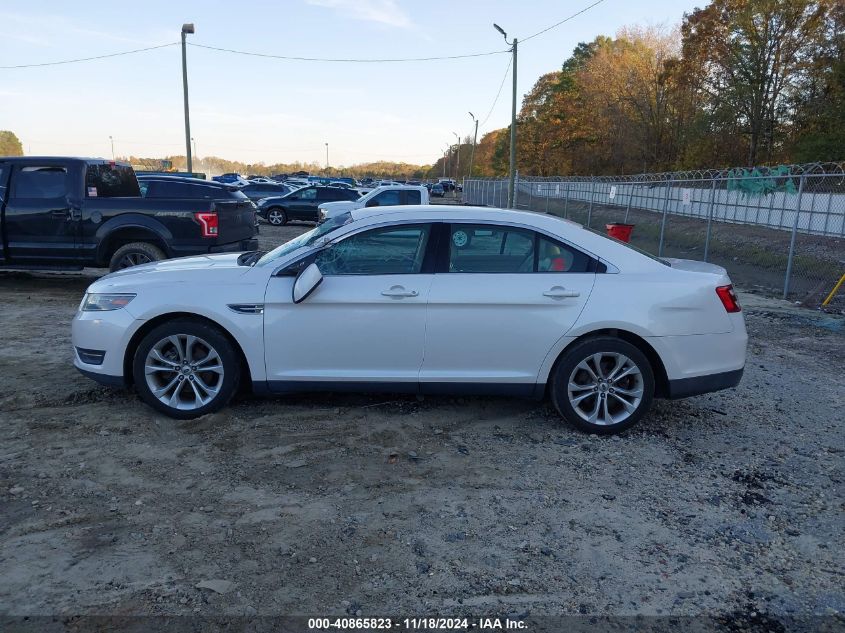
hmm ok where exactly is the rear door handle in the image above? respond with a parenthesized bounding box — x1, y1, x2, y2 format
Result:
(381, 285, 419, 298)
(543, 286, 580, 299)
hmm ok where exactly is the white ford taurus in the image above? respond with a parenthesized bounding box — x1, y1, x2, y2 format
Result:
(72, 205, 747, 434)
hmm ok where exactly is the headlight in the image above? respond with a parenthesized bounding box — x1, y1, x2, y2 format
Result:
(81, 293, 136, 311)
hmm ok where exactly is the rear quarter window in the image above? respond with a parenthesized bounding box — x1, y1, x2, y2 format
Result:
(85, 163, 140, 197)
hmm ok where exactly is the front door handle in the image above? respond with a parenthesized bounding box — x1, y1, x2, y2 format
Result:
(381, 285, 419, 298)
(50, 207, 71, 219)
(543, 286, 580, 299)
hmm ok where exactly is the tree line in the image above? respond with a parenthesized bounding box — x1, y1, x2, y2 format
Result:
(455, 0, 843, 178)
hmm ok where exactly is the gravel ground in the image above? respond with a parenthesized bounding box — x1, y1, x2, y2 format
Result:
(0, 218, 843, 626)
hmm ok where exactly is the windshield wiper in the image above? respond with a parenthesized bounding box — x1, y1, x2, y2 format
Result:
(237, 250, 267, 266)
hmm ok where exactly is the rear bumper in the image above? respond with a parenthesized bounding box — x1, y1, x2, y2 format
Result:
(209, 237, 259, 254)
(666, 367, 744, 399)
(170, 238, 258, 258)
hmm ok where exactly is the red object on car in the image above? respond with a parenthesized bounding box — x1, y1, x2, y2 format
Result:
(606, 223, 634, 243)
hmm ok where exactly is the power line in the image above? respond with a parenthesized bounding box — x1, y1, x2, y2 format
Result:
(0, 42, 179, 69)
(479, 56, 512, 129)
(521, 0, 609, 43)
(188, 42, 508, 63)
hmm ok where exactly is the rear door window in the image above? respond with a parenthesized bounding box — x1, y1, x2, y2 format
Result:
(404, 190, 422, 204)
(85, 163, 140, 197)
(448, 224, 535, 273)
(11, 166, 69, 199)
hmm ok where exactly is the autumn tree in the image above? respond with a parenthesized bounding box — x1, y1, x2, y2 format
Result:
(0, 131, 24, 157)
(681, 0, 833, 166)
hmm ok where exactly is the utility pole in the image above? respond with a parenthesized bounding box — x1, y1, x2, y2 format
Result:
(191, 137, 198, 163)
(494, 23, 517, 208)
(452, 132, 460, 187)
(325, 142, 329, 170)
(181, 23, 195, 174)
(109, 135, 114, 160)
(467, 112, 478, 178)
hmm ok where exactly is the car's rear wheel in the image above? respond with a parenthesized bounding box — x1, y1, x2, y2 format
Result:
(266, 207, 287, 226)
(550, 337, 654, 434)
(109, 242, 165, 272)
(132, 319, 240, 419)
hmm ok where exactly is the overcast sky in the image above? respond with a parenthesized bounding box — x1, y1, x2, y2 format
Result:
(0, 0, 703, 167)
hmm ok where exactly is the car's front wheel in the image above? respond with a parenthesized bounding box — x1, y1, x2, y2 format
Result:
(266, 207, 287, 226)
(132, 319, 241, 419)
(550, 337, 654, 434)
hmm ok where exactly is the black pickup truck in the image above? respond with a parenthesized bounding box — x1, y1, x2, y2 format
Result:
(0, 157, 258, 271)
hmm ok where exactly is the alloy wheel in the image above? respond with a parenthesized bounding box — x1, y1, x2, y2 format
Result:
(118, 253, 153, 269)
(144, 334, 225, 411)
(567, 352, 644, 426)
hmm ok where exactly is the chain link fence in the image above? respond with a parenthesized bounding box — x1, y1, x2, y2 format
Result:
(462, 168, 845, 310)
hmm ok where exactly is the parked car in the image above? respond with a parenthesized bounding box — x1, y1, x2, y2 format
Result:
(137, 174, 250, 201)
(430, 183, 445, 197)
(0, 158, 258, 272)
(212, 173, 247, 185)
(72, 205, 747, 433)
(238, 182, 291, 202)
(257, 185, 360, 225)
(328, 181, 356, 189)
(248, 177, 278, 185)
(439, 179, 456, 192)
(318, 185, 429, 223)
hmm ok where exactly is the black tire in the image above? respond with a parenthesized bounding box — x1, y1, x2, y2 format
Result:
(550, 336, 655, 435)
(132, 319, 241, 419)
(266, 207, 287, 226)
(109, 242, 166, 272)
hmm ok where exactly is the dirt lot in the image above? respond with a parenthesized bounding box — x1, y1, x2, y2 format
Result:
(1, 218, 843, 626)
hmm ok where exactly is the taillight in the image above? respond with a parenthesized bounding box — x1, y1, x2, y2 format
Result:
(716, 284, 741, 313)
(194, 212, 218, 238)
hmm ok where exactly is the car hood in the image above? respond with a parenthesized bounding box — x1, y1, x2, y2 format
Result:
(89, 253, 251, 291)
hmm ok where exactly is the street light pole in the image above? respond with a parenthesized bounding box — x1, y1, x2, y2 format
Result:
(181, 23, 195, 175)
(493, 23, 517, 208)
(191, 137, 198, 168)
(109, 135, 114, 160)
(467, 112, 478, 178)
(325, 142, 329, 171)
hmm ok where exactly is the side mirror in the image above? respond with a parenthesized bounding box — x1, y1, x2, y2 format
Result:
(292, 262, 323, 304)
(365, 199, 379, 208)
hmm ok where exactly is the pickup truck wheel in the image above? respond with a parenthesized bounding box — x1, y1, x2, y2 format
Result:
(109, 242, 166, 272)
(266, 208, 287, 226)
(132, 319, 240, 419)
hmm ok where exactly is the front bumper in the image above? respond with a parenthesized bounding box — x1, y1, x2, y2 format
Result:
(72, 305, 138, 386)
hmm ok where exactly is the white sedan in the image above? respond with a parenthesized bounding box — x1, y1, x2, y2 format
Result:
(72, 206, 747, 434)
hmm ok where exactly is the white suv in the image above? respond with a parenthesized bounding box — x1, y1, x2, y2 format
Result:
(318, 185, 429, 223)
